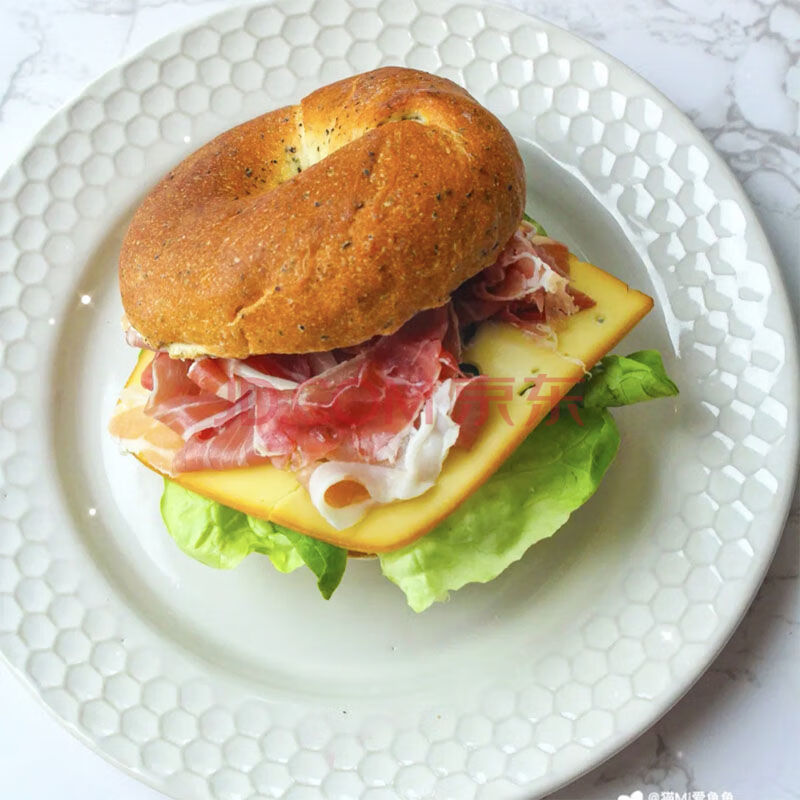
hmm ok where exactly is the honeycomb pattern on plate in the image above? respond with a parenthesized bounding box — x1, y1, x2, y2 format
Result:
(0, 1, 796, 798)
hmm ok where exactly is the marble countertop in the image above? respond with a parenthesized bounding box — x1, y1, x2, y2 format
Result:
(1, 1, 797, 798)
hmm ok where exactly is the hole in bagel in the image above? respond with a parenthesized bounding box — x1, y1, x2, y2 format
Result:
(324, 480, 371, 508)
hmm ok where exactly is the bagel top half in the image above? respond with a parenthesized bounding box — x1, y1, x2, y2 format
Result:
(120, 67, 525, 357)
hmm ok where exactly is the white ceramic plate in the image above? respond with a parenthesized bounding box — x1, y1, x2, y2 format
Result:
(1, 1, 797, 798)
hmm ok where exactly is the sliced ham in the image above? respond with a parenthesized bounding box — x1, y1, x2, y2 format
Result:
(124, 322, 151, 350)
(141, 306, 460, 475)
(143, 353, 241, 439)
(254, 387, 336, 466)
(453, 225, 594, 333)
(294, 308, 447, 433)
(187, 359, 250, 401)
(175, 406, 264, 472)
(249, 307, 451, 469)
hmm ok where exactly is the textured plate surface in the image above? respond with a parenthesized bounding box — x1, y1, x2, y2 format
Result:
(0, 1, 797, 799)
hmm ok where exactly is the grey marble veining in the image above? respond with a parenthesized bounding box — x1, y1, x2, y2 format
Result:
(0, 1, 797, 799)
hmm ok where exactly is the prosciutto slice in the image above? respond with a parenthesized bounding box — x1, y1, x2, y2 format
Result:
(175, 406, 263, 472)
(144, 353, 237, 439)
(143, 307, 457, 475)
(454, 226, 594, 333)
(293, 309, 448, 445)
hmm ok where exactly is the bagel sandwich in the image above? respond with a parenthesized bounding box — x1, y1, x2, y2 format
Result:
(110, 68, 677, 609)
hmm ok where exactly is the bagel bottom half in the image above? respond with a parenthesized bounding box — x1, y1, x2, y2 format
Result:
(110, 255, 652, 554)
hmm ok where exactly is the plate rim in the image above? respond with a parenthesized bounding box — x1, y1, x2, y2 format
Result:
(0, 1, 798, 798)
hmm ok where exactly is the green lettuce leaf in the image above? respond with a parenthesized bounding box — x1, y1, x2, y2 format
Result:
(583, 349, 679, 408)
(522, 211, 547, 236)
(273, 525, 348, 600)
(160, 480, 346, 599)
(378, 408, 620, 611)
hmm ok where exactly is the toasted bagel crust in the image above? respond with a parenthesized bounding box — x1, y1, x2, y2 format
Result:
(120, 67, 525, 356)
